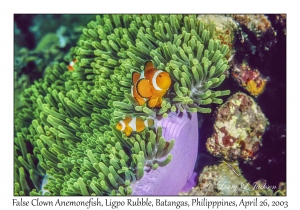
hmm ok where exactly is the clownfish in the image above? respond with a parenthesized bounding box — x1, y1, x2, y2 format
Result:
(116, 116, 154, 136)
(68, 58, 77, 71)
(132, 61, 171, 108)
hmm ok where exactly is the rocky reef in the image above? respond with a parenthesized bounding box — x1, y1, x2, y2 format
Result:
(232, 61, 267, 97)
(180, 162, 280, 196)
(206, 92, 269, 164)
(181, 14, 286, 196)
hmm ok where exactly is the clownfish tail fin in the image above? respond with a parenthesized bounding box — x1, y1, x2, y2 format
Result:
(144, 118, 154, 127)
(147, 118, 154, 127)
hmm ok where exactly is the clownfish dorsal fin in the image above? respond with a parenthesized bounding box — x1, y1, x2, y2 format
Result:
(124, 114, 132, 120)
(132, 72, 141, 85)
(120, 115, 130, 124)
(144, 61, 154, 72)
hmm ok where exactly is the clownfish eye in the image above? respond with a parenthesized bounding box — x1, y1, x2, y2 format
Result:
(159, 75, 162, 77)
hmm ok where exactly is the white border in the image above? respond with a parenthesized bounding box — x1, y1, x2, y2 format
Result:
(2, 0, 297, 208)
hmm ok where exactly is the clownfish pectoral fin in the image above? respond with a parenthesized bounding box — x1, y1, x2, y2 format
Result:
(136, 79, 152, 98)
(132, 72, 141, 85)
(125, 127, 133, 136)
(125, 130, 131, 136)
(147, 98, 159, 108)
(144, 61, 154, 72)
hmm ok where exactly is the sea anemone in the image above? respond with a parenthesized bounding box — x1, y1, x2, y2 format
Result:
(14, 14, 230, 195)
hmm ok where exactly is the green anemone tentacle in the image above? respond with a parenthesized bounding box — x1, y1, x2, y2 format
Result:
(14, 14, 230, 195)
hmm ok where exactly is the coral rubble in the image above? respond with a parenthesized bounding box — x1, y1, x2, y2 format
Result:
(206, 92, 269, 164)
(232, 61, 267, 97)
(274, 182, 286, 196)
(181, 162, 275, 196)
(231, 15, 272, 39)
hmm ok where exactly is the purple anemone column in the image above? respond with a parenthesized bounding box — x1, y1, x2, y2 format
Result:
(131, 111, 199, 195)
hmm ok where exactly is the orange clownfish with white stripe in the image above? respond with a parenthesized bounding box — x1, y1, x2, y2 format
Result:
(68, 58, 77, 71)
(132, 61, 171, 108)
(116, 116, 154, 136)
